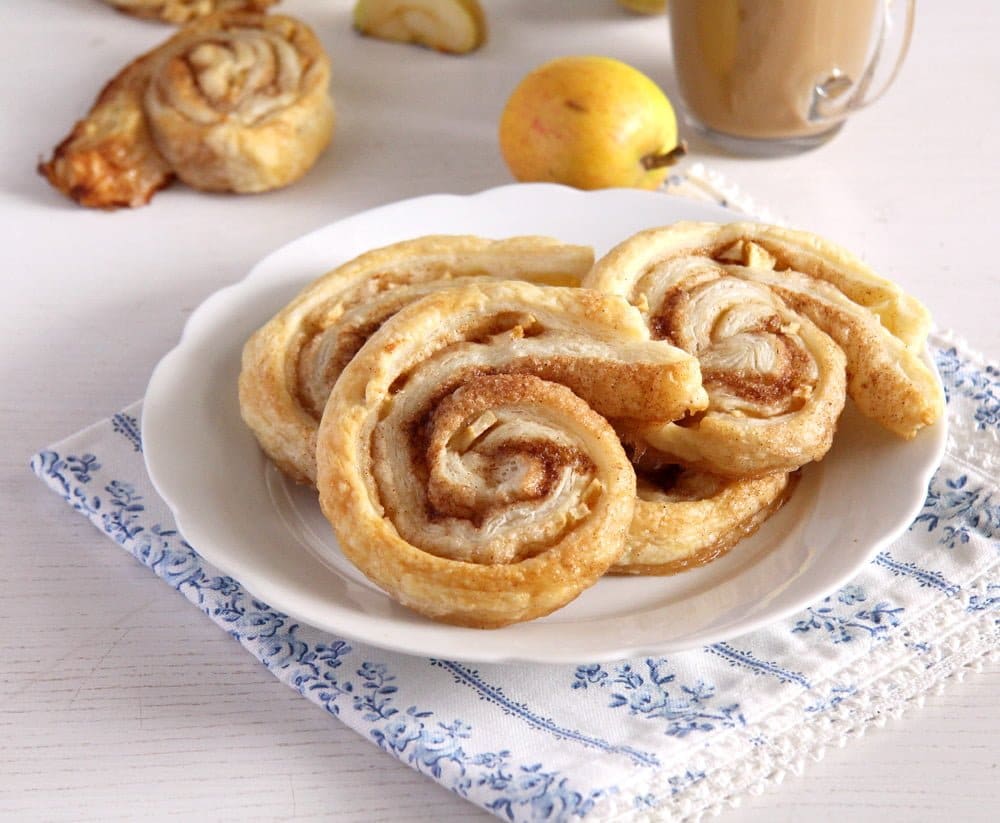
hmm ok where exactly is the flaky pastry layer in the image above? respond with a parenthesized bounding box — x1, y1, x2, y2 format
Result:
(314, 280, 707, 627)
(239, 235, 596, 484)
(614, 468, 794, 575)
(590, 230, 846, 476)
(588, 221, 941, 435)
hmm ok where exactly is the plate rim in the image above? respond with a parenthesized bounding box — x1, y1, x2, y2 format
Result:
(142, 182, 947, 663)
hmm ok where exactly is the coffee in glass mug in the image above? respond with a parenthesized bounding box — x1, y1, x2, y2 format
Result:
(669, 0, 915, 154)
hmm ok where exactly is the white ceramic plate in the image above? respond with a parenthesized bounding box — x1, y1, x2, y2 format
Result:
(143, 183, 946, 663)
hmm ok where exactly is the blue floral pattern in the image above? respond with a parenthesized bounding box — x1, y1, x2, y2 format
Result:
(792, 584, 904, 644)
(913, 474, 1000, 549)
(111, 411, 142, 452)
(706, 642, 811, 688)
(935, 347, 1000, 429)
(30, 444, 615, 822)
(28, 338, 1000, 822)
(967, 583, 1000, 620)
(433, 660, 659, 767)
(571, 658, 745, 738)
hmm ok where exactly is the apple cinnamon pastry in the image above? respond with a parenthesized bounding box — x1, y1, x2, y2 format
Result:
(101, 1, 278, 24)
(613, 465, 794, 576)
(39, 10, 333, 208)
(588, 222, 943, 448)
(587, 229, 847, 477)
(314, 280, 708, 627)
(239, 235, 596, 485)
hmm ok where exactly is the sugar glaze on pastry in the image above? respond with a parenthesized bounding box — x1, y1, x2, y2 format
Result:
(614, 465, 794, 575)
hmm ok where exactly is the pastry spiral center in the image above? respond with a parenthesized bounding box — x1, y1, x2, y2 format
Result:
(373, 370, 608, 565)
(645, 261, 818, 417)
(158, 27, 305, 125)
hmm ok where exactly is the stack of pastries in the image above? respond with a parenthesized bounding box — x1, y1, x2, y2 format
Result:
(238, 226, 944, 628)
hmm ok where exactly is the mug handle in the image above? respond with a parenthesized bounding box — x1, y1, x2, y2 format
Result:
(809, 0, 916, 123)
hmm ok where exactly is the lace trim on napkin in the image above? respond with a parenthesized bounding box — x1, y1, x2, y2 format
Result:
(598, 572, 998, 821)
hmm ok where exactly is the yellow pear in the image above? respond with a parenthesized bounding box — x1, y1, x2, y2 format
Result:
(352, 0, 487, 54)
(498, 56, 683, 191)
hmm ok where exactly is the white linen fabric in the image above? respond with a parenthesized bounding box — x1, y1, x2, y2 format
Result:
(30, 173, 999, 821)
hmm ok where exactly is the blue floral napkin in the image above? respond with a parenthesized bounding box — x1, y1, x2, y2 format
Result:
(31, 174, 999, 821)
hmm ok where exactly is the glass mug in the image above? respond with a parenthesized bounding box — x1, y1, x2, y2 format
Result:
(669, 0, 916, 155)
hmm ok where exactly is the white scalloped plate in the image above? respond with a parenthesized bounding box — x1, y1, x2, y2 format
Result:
(142, 183, 946, 663)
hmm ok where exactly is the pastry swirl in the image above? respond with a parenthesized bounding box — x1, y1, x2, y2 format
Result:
(588, 232, 847, 476)
(40, 11, 333, 207)
(101, 1, 278, 24)
(729, 265, 943, 438)
(239, 235, 596, 485)
(314, 280, 707, 627)
(587, 222, 942, 446)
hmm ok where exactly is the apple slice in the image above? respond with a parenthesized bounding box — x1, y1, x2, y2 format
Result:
(617, 0, 668, 14)
(353, 0, 487, 54)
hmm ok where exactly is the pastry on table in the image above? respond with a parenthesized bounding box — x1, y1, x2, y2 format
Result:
(39, 10, 333, 208)
(314, 280, 708, 627)
(239, 235, 596, 485)
(100, 1, 279, 25)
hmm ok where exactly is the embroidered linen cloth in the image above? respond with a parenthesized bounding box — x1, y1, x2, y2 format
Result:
(31, 172, 1000, 821)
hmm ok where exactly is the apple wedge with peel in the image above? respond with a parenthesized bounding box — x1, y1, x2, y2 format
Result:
(353, 0, 487, 54)
(617, 0, 668, 14)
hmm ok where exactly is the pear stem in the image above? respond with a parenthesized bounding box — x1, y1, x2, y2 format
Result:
(641, 140, 688, 171)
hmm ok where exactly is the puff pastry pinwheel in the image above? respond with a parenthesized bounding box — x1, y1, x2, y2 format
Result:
(613, 466, 794, 575)
(588, 222, 943, 449)
(587, 226, 848, 477)
(40, 11, 333, 208)
(101, 1, 278, 24)
(314, 280, 708, 627)
(239, 235, 597, 485)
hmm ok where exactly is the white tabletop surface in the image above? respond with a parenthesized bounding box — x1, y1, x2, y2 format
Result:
(3, 1, 997, 821)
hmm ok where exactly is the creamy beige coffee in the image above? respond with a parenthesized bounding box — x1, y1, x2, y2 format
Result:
(670, 0, 880, 140)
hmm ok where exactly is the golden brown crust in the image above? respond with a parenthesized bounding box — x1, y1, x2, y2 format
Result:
(589, 227, 847, 476)
(586, 221, 942, 473)
(613, 468, 794, 575)
(734, 266, 943, 438)
(102, 1, 278, 25)
(38, 51, 174, 208)
(314, 280, 706, 627)
(40, 10, 332, 208)
(239, 235, 597, 485)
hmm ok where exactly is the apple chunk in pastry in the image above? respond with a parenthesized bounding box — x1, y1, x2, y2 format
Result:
(40, 11, 333, 207)
(722, 252, 943, 439)
(314, 281, 707, 627)
(239, 235, 596, 485)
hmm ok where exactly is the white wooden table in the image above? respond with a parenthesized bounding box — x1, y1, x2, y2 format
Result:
(3, 1, 997, 820)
